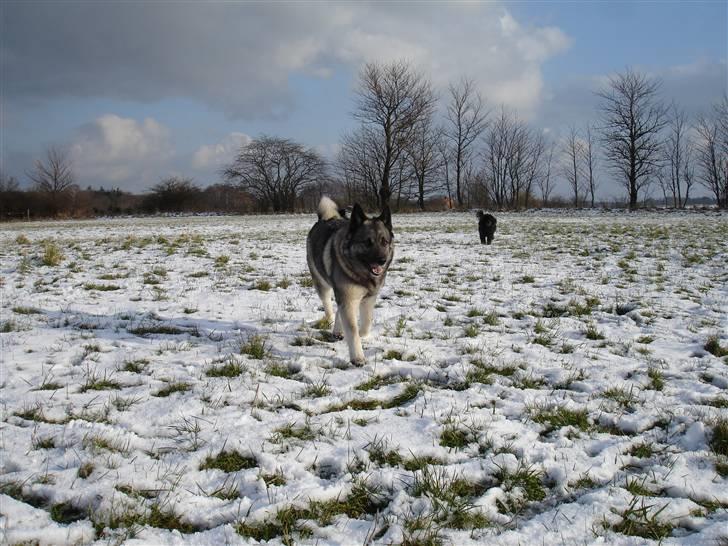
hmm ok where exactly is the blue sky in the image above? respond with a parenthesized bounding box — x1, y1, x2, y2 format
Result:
(2, 1, 726, 198)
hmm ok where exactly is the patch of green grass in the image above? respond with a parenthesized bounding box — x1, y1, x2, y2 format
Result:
(439, 424, 477, 449)
(388, 382, 422, 407)
(709, 417, 728, 457)
(271, 421, 318, 443)
(636, 335, 654, 344)
(265, 361, 293, 378)
(50, 501, 87, 524)
(41, 241, 64, 266)
(12, 306, 42, 315)
(214, 255, 230, 267)
(611, 497, 673, 540)
(200, 450, 257, 472)
(303, 381, 331, 398)
(482, 311, 500, 326)
(584, 323, 605, 340)
(705, 335, 728, 357)
(128, 323, 186, 336)
(1, 319, 24, 332)
(262, 472, 287, 487)
(518, 274, 535, 284)
(292, 336, 315, 346)
(355, 374, 401, 391)
(624, 475, 658, 497)
(603, 386, 639, 410)
(205, 357, 245, 377)
(239, 334, 269, 359)
(647, 367, 664, 391)
(147, 504, 196, 534)
(77, 462, 94, 479)
(80, 373, 121, 392)
(33, 436, 56, 449)
(153, 382, 191, 397)
(706, 397, 728, 409)
(121, 358, 149, 373)
(530, 405, 590, 434)
(84, 282, 121, 291)
(188, 271, 209, 278)
(383, 349, 416, 361)
(462, 324, 479, 338)
(628, 442, 656, 459)
(252, 279, 272, 291)
(494, 462, 545, 513)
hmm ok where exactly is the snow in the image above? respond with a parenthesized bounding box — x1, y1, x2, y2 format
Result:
(1, 210, 727, 545)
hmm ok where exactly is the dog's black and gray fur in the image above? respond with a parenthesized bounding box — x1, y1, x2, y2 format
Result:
(307, 196, 394, 365)
(476, 210, 497, 245)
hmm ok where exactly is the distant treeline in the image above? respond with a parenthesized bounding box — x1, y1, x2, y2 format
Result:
(3, 61, 726, 220)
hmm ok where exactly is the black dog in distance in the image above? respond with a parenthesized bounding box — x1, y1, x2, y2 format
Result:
(476, 211, 497, 245)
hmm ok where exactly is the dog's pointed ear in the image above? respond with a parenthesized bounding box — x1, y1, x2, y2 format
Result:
(378, 204, 392, 232)
(349, 203, 366, 232)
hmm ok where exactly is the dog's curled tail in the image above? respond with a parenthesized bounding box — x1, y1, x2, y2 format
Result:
(317, 196, 341, 221)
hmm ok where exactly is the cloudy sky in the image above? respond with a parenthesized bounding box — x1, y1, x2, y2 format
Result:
(2, 1, 726, 198)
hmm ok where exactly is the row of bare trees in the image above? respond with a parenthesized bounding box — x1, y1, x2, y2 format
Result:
(3, 62, 727, 219)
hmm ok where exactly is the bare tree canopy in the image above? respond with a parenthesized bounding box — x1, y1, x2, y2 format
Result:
(583, 123, 598, 208)
(406, 113, 443, 210)
(338, 126, 386, 208)
(353, 60, 436, 206)
(561, 126, 585, 208)
(223, 135, 326, 212)
(482, 107, 544, 209)
(657, 104, 694, 208)
(597, 69, 667, 209)
(27, 146, 75, 195)
(145, 176, 201, 212)
(444, 77, 489, 207)
(694, 96, 728, 208)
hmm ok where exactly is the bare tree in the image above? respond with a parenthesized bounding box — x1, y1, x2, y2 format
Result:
(144, 176, 201, 212)
(657, 104, 695, 208)
(561, 127, 585, 208)
(337, 126, 385, 208)
(0, 171, 20, 192)
(695, 100, 728, 208)
(27, 146, 74, 196)
(223, 135, 326, 212)
(406, 114, 443, 210)
(597, 69, 667, 210)
(353, 60, 436, 206)
(537, 140, 556, 207)
(481, 107, 543, 209)
(444, 77, 489, 207)
(584, 123, 598, 207)
(483, 107, 514, 208)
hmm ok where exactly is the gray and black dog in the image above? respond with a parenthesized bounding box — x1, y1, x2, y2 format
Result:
(476, 210, 497, 245)
(306, 196, 394, 365)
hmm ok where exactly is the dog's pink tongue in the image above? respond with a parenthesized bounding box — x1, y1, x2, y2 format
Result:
(371, 264, 383, 275)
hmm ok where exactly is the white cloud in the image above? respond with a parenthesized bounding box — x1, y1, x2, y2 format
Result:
(5, 2, 571, 118)
(192, 132, 252, 169)
(70, 114, 173, 190)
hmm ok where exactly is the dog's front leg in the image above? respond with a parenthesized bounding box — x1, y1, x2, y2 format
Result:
(332, 308, 344, 340)
(359, 296, 376, 338)
(339, 299, 365, 365)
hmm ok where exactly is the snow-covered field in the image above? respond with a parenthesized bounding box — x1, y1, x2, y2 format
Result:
(1, 210, 727, 546)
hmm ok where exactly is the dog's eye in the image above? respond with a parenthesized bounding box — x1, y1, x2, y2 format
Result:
(380, 237, 388, 246)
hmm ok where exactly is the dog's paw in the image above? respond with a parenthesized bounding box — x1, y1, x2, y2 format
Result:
(359, 329, 371, 338)
(350, 357, 366, 367)
(332, 331, 344, 340)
